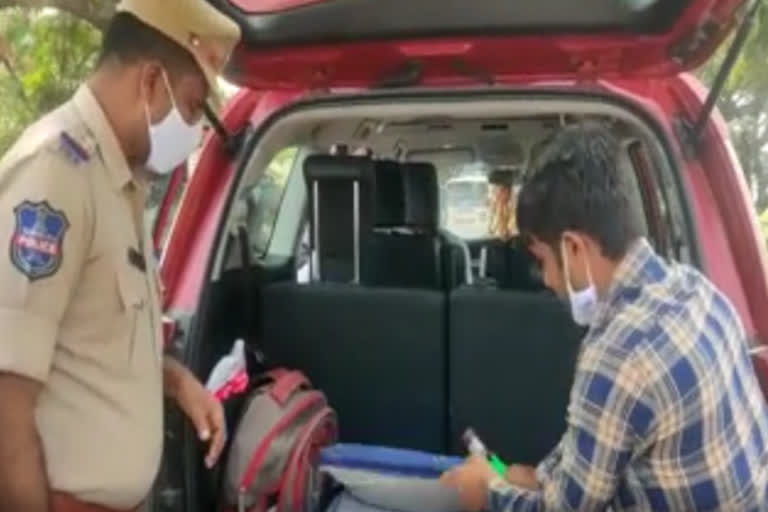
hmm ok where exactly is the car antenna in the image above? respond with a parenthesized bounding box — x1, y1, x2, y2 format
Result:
(691, 0, 761, 148)
(203, 102, 246, 155)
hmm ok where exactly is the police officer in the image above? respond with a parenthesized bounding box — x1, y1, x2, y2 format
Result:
(0, 1, 240, 511)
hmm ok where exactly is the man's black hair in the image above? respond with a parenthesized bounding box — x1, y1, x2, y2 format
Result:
(516, 123, 645, 260)
(98, 12, 200, 80)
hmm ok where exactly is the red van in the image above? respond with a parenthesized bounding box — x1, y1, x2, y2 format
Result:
(148, 1, 768, 510)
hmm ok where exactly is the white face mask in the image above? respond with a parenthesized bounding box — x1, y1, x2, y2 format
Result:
(561, 240, 598, 327)
(145, 72, 203, 175)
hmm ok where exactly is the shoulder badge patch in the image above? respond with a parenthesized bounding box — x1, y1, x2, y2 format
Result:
(59, 131, 90, 165)
(10, 201, 69, 281)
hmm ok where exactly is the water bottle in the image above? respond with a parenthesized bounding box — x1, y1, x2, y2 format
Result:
(206, 338, 249, 401)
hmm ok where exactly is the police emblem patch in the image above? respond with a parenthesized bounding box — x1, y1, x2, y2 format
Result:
(10, 200, 69, 280)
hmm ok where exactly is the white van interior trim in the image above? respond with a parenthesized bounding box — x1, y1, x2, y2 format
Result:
(210, 94, 679, 281)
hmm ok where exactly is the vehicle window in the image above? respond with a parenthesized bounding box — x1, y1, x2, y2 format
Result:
(242, 146, 299, 256)
(438, 162, 493, 240)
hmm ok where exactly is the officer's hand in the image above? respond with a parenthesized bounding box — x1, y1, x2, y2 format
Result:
(440, 455, 496, 511)
(168, 361, 226, 468)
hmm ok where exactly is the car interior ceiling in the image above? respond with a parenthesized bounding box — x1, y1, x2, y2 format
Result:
(191, 101, 678, 503)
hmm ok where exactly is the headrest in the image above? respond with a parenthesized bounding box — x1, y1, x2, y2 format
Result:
(302, 154, 375, 283)
(304, 154, 375, 183)
(402, 162, 439, 232)
(373, 160, 406, 227)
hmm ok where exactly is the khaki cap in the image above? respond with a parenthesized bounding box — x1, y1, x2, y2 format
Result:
(116, 0, 241, 92)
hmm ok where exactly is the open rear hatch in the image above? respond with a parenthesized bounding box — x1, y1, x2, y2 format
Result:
(208, 0, 750, 88)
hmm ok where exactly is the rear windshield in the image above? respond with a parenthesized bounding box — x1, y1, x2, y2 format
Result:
(434, 159, 495, 240)
(446, 181, 488, 205)
(441, 176, 493, 240)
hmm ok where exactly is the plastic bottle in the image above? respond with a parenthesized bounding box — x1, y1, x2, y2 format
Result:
(206, 339, 249, 401)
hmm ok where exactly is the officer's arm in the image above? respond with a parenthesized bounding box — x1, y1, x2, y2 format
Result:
(0, 149, 90, 512)
(487, 348, 654, 511)
(0, 374, 49, 512)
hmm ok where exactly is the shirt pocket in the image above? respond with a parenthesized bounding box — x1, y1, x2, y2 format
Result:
(115, 260, 150, 372)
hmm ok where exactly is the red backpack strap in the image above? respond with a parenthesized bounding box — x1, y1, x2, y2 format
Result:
(277, 406, 338, 512)
(238, 390, 325, 492)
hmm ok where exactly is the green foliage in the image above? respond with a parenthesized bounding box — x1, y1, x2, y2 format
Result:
(696, 0, 768, 210)
(266, 146, 298, 186)
(0, 7, 101, 155)
(759, 208, 768, 245)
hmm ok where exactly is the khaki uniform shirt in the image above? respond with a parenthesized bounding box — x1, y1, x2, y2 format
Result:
(0, 85, 164, 509)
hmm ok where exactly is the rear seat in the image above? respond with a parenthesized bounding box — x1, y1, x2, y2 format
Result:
(448, 171, 580, 462)
(400, 161, 473, 289)
(261, 155, 447, 452)
(262, 284, 446, 451)
(362, 160, 443, 289)
(449, 287, 585, 463)
(262, 154, 584, 461)
(303, 154, 376, 282)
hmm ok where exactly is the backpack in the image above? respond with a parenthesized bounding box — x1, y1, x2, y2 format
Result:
(222, 368, 338, 512)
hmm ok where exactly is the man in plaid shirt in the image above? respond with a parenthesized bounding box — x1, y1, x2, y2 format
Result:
(442, 124, 768, 510)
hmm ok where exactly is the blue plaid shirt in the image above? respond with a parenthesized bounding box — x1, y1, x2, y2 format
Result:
(489, 238, 768, 511)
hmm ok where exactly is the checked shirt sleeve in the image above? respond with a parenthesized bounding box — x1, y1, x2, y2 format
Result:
(487, 340, 656, 512)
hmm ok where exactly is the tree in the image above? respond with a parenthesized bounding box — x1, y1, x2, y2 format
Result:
(0, 0, 116, 30)
(0, 7, 101, 154)
(696, 0, 768, 212)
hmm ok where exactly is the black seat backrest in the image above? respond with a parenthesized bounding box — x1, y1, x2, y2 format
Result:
(261, 155, 447, 452)
(370, 159, 405, 228)
(449, 287, 585, 463)
(361, 160, 443, 289)
(400, 161, 472, 290)
(261, 282, 447, 452)
(303, 154, 375, 283)
(402, 162, 439, 233)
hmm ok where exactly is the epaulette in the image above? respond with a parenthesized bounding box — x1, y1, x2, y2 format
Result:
(59, 131, 91, 165)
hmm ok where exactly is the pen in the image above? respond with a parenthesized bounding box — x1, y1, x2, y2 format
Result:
(462, 428, 507, 477)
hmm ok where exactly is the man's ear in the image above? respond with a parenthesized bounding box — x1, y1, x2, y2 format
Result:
(560, 231, 581, 259)
(141, 62, 169, 123)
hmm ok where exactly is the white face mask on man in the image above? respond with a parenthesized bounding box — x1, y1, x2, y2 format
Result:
(145, 71, 203, 175)
(561, 239, 598, 327)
